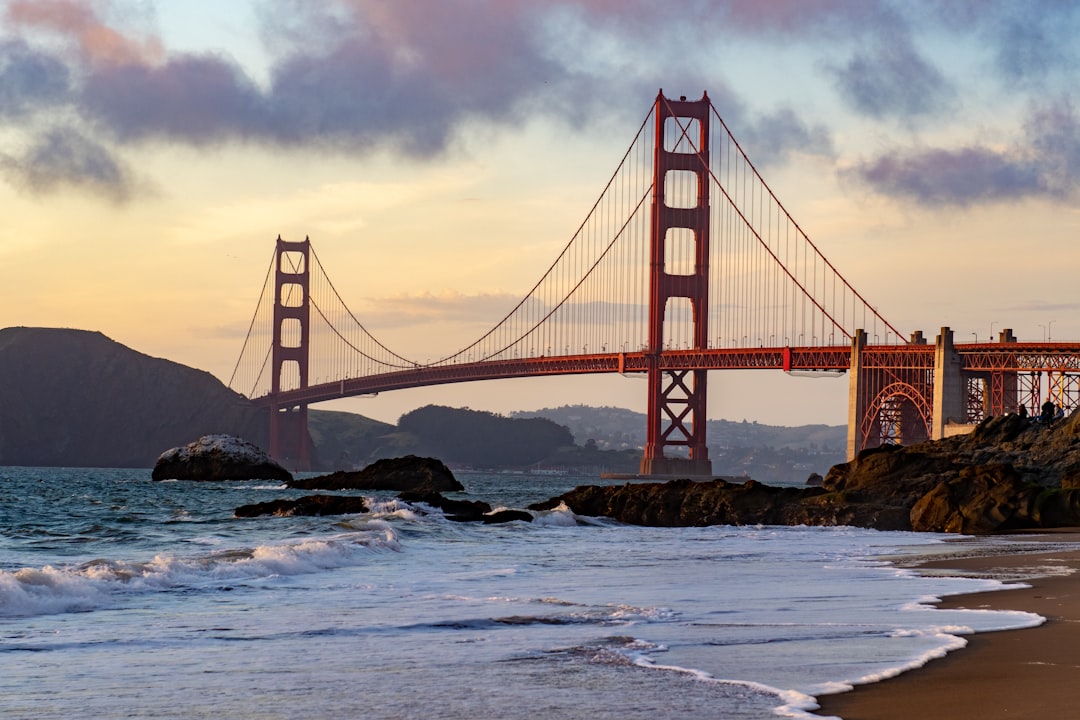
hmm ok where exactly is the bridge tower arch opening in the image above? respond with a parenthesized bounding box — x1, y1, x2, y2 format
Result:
(270, 235, 313, 470)
(865, 385, 931, 448)
(641, 92, 714, 477)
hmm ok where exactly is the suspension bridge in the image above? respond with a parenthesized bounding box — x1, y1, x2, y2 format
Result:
(229, 91, 1080, 472)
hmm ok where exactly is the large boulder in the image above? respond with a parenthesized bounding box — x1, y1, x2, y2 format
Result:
(909, 464, 1043, 533)
(286, 455, 462, 493)
(152, 435, 292, 482)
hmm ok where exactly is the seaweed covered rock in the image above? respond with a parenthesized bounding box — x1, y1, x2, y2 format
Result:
(153, 435, 292, 482)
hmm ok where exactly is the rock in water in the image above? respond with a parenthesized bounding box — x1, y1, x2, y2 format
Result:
(286, 455, 462, 493)
(234, 495, 368, 518)
(152, 435, 292, 482)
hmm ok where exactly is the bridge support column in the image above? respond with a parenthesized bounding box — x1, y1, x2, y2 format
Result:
(270, 235, 313, 470)
(932, 326, 965, 439)
(640, 91, 713, 477)
(993, 329, 1019, 415)
(846, 330, 867, 460)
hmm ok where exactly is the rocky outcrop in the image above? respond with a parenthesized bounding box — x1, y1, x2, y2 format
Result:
(530, 478, 907, 529)
(532, 413, 1080, 533)
(234, 495, 369, 517)
(286, 455, 462, 493)
(152, 435, 292, 482)
(398, 490, 493, 521)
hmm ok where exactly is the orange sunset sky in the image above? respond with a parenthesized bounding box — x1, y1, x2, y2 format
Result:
(4, 0, 1080, 426)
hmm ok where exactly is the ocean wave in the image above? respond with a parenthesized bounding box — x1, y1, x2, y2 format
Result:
(556, 635, 824, 720)
(0, 528, 399, 618)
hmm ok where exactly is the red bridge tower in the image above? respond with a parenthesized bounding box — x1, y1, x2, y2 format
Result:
(641, 92, 713, 476)
(269, 235, 312, 470)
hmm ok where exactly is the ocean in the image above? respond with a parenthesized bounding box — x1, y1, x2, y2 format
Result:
(0, 467, 1056, 719)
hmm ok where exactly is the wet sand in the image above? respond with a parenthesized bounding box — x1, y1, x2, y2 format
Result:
(814, 535, 1080, 719)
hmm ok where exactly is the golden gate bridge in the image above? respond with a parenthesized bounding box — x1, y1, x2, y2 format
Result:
(228, 91, 1080, 471)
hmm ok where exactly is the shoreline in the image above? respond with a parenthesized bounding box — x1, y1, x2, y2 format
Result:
(813, 532, 1080, 720)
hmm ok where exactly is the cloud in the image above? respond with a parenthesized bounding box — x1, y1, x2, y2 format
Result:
(828, 36, 952, 120)
(81, 54, 268, 146)
(362, 291, 523, 327)
(990, 14, 1066, 83)
(738, 108, 835, 166)
(848, 99, 1080, 206)
(848, 146, 1040, 207)
(0, 0, 1078, 210)
(0, 127, 137, 203)
(5, 0, 162, 66)
(0, 38, 72, 118)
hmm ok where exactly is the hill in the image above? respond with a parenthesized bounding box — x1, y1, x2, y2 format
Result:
(0, 327, 268, 467)
(512, 405, 847, 483)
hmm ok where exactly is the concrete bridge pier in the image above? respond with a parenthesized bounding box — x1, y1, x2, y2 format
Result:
(931, 327, 965, 440)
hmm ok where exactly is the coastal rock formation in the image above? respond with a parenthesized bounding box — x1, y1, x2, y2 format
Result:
(398, 490, 493, 522)
(533, 412, 1080, 533)
(152, 435, 292, 482)
(286, 455, 462, 493)
(530, 478, 908, 529)
(234, 494, 369, 517)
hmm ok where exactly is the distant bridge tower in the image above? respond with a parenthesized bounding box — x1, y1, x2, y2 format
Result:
(269, 235, 312, 470)
(641, 92, 713, 477)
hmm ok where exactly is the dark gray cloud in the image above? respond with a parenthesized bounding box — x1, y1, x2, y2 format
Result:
(849, 99, 1080, 206)
(1, 127, 136, 203)
(0, 38, 72, 119)
(738, 108, 835, 166)
(829, 36, 952, 120)
(991, 14, 1066, 83)
(1026, 99, 1080, 199)
(81, 54, 266, 146)
(849, 146, 1040, 207)
(1, 0, 1079, 208)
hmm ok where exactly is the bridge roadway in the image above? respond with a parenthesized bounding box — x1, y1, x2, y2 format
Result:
(255, 341, 1080, 410)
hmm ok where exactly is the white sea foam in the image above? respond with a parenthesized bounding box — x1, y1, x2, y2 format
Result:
(0, 530, 398, 618)
(531, 501, 581, 526)
(623, 644, 824, 719)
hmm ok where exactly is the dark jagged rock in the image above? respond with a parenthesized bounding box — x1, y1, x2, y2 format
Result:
(235, 494, 369, 518)
(531, 412, 1080, 533)
(398, 490, 492, 522)
(152, 435, 292, 482)
(482, 509, 534, 524)
(396, 491, 531, 523)
(287, 455, 462, 493)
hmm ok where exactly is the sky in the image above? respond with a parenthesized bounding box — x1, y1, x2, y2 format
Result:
(4, 0, 1080, 429)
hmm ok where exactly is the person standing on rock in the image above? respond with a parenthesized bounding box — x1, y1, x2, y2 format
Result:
(1018, 404, 1028, 419)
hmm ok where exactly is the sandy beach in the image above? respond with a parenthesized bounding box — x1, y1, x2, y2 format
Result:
(814, 534, 1080, 719)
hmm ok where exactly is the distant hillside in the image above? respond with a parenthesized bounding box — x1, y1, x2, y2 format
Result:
(307, 410, 395, 469)
(0, 327, 268, 468)
(511, 405, 847, 483)
(511, 405, 846, 450)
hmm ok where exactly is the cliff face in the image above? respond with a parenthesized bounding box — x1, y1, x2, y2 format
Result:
(0, 327, 268, 468)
